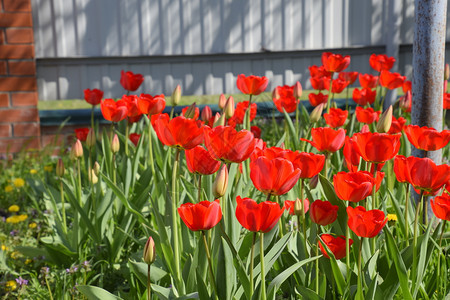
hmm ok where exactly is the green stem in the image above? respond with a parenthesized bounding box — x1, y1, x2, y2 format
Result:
(249, 232, 257, 298)
(197, 175, 202, 203)
(357, 237, 364, 299)
(322, 153, 329, 178)
(125, 121, 129, 156)
(345, 201, 350, 280)
(326, 74, 334, 113)
(112, 154, 116, 185)
(202, 231, 218, 299)
(172, 149, 181, 287)
(412, 191, 424, 290)
(77, 158, 82, 206)
(260, 232, 266, 300)
(147, 265, 152, 300)
(245, 94, 253, 130)
(315, 240, 319, 294)
(45, 276, 54, 300)
(437, 220, 447, 297)
(91, 106, 95, 130)
(295, 103, 300, 136)
(404, 184, 410, 246)
(300, 179, 308, 257)
(148, 119, 156, 176)
(60, 180, 67, 234)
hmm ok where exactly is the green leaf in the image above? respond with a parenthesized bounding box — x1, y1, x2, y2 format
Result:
(318, 174, 346, 235)
(282, 108, 300, 149)
(77, 285, 123, 300)
(128, 260, 168, 286)
(196, 268, 210, 300)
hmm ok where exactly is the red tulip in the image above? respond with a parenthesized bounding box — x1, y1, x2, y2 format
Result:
(379, 70, 405, 90)
(399, 90, 412, 113)
(319, 234, 353, 259)
(74, 128, 89, 142)
(236, 74, 268, 95)
(284, 199, 310, 215)
(347, 206, 387, 238)
(100, 98, 128, 122)
(388, 116, 406, 134)
(122, 95, 143, 123)
(309, 65, 332, 78)
(251, 146, 297, 163)
(235, 196, 284, 233)
(333, 171, 373, 203)
(402, 80, 412, 93)
(321, 52, 351, 73)
(250, 156, 301, 196)
(229, 101, 257, 125)
(324, 108, 348, 128)
(138, 94, 165, 116)
(178, 200, 222, 231)
(343, 136, 361, 172)
(201, 106, 213, 122)
(355, 107, 381, 124)
(444, 93, 450, 110)
(291, 152, 326, 179)
(204, 125, 255, 163)
(129, 133, 141, 146)
(273, 85, 298, 113)
(151, 113, 203, 150)
(394, 155, 450, 195)
(369, 54, 395, 72)
(120, 70, 144, 92)
(84, 88, 103, 106)
(338, 71, 359, 85)
(351, 132, 401, 163)
(358, 74, 379, 89)
(301, 127, 346, 153)
(308, 93, 328, 107)
(309, 200, 339, 226)
(251, 126, 261, 139)
(310, 75, 330, 91)
(430, 193, 450, 221)
(324, 78, 350, 94)
(352, 88, 377, 106)
(403, 125, 450, 151)
(185, 145, 221, 175)
(182, 105, 200, 120)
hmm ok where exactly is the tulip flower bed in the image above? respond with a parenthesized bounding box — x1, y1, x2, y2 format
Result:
(1, 52, 450, 300)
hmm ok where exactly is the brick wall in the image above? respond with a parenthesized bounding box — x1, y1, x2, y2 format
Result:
(0, 0, 39, 154)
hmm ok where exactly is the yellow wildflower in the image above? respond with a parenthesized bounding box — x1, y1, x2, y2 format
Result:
(25, 259, 32, 264)
(29, 222, 37, 229)
(1, 245, 9, 251)
(10, 251, 21, 259)
(4, 185, 13, 193)
(43, 165, 53, 172)
(13, 178, 25, 188)
(6, 214, 27, 224)
(30, 169, 38, 174)
(5, 280, 17, 291)
(387, 214, 398, 221)
(8, 205, 20, 213)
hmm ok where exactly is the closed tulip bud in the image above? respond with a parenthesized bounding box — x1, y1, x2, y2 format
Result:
(56, 158, 65, 177)
(93, 161, 100, 175)
(310, 103, 324, 123)
(224, 96, 235, 118)
(399, 90, 412, 111)
(201, 105, 212, 122)
(445, 63, 450, 81)
(89, 168, 98, 184)
(86, 128, 96, 148)
(376, 105, 393, 133)
(272, 87, 280, 100)
(72, 139, 84, 158)
(184, 103, 197, 119)
(218, 94, 227, 110)
(293, 81, 303, 99)
(309, 174, 319, 189)
(294, 198, 304, 216)
(143, 236, 156, 265)
(111, 134, 120, 153)
(213, 113, 225, 127)
(171, 85, 181, 106)
(213, 164, 228, 198)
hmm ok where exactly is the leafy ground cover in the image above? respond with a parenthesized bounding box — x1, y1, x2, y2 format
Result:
(1, 52, 449, 300)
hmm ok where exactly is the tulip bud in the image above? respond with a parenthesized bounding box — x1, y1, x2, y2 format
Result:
(111, 134, 120, 153)
(201, 105, 212, 122)
(272, 87, 280, 100)
(213, 164, 228, 198)
(86, 128, 96, 148)
(143, 236, 156, 265)
(88, 168, 98, 184)
(309, 174, 319, 189)
(171, 85, 181, 106)
(224, 96, 235, 118)
(93, 161, 100, 176)
(399, 90, 412, 111)
(310, 103, 324, 123)
(72, 139, 84, 159)
(293, 81, 303, 99)
(218, 94, 227, 110)
(445, 63, 450, 81)
(213, 113, 225, 127)
(376, 105, 393, 133)
(184, 103, 197, 119)
(294, 199, 305, 216)
(56, 158, 65, 177)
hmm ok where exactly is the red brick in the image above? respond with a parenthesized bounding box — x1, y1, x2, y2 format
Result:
(0, 124, 11, 137)
(0, 31, 4, 44)
(0, 45, 34, 59)
(0, 77, 36, 91)
(0, 137, 40, 153)
(0, 61, 6, 74)
(8, 60, 35, 75)
(3, 0, 31, 12)
(0, 13, 33, 27)
(13, 122, 39, 137)
(41, 134, 64, 147)
(0, 107, 38, 122)
(5, 28, 33, 44)
(0, 93, 9, 107)
(11, 92, 37, 106)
